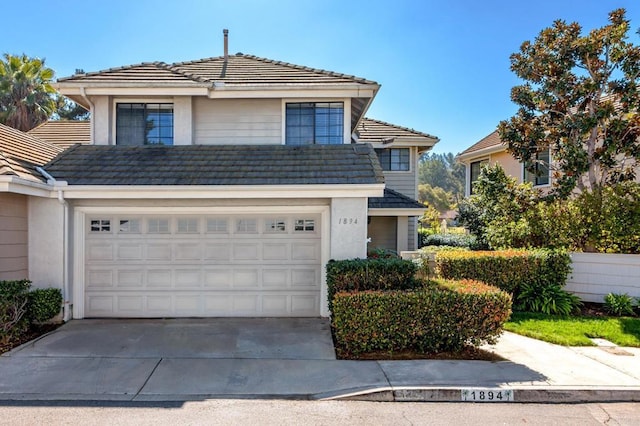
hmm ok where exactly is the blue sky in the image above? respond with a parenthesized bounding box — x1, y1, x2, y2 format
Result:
(4, 1, 640, 154)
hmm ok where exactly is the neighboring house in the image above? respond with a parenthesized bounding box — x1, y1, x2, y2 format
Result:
(28, 120, 91, 149)
(0, 36, 437, 320)
(0, 124, 63, 281)
(457, 130, 550, 196)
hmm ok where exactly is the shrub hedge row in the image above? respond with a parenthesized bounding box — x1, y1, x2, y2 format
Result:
(0, 280, 62, 345)
(419, 233, 477, 249)
(331, 278, 512, 356)
(326, 258, 419, 309)
(435, 249, 571, 295)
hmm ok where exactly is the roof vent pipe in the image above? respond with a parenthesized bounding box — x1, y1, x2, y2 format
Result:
(223, 29, 229, 61)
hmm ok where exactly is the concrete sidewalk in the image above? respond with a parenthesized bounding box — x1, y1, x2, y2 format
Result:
(0, 320, 638, 403)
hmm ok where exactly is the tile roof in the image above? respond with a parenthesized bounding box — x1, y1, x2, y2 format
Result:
(0, 123, 64, 182)
(368, 188, 425, 210)
(458, 130, 504, 157)
(44, 144, 385, 186)
(357, 118, 439, 143)
(58, 54, 378, 86)
(28, 120, 91, 149)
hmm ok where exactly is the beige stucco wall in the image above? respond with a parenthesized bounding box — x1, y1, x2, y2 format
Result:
(330, 198, 368, 260)
(28, 197, 64, 290)
(491, 150, 522, 183)
(193, 98, 281, 145)
(0, 193, 28, 281)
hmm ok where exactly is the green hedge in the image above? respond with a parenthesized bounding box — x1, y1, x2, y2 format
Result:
(331, 278, 512, 356)
(326, 258, 419, 309)
(435, 249, 571, 295)
(420, 233, 477, 248)
(0, 280, 62, 344)
(0, 280, 31, 344)
(28, 288, 62, 323)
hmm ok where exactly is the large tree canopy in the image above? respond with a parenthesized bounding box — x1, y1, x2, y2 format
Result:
(498, 8, 640, 197)
(0, 54, 57, 131)
(418, 152, 465, 211)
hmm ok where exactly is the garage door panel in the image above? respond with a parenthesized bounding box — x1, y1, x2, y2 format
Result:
(204, 243, 231, 261)
(147, 243, 172, 260)
(87, 270, 114, 288)
(118, 295, 144, 312)
(117, 270, 144, 287)
(292, 269, 318, 288)
(263, 269, 288, 288)
(87, 243, 114, 261)
(147, 269, 172, 287)
(85, 213, 321, 317)
(175, 269, 202, 288)
(233, 269, 259, 288)
(175, 243, 201, 260)
(263, 243, 288, 260)
(147, 296, 172, 311)
(233, 243, 260, 260)
(291, 242, 319, 261)
(117, 243, 143, 260)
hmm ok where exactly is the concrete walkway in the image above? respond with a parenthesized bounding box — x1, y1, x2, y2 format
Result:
(0, 319, 638, 402)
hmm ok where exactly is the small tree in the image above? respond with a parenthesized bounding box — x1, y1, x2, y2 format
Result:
(498, 8, 640, 198)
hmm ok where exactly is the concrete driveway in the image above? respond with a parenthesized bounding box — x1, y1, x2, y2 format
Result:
(6, 318, 337, 360)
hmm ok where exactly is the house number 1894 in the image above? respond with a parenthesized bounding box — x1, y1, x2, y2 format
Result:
(338, 218, 358, 224)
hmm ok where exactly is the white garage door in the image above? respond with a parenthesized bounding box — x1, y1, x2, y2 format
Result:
(84, 214, 321, 317)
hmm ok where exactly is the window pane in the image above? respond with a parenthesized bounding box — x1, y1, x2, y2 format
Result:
(286, 102, 343, 145)
(116, 103, 173, 146)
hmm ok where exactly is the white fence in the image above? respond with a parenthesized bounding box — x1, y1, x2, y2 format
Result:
(566, 253, 640, 303)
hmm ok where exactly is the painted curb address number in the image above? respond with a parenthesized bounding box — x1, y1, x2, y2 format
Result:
(461, 388, 514, 402)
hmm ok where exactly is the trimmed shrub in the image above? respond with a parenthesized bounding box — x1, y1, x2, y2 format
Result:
(326, 258, 419, 308)
(27, 288, 63, 323)
(331, 278, 512, 356)
(420, 233, 477, 248)
(435, 249, 571, 295)
(0, 280, 31, 344)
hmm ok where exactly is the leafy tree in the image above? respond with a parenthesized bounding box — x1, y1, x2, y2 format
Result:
(418, 152, 465, 206)
(418, 183, 453, 212)
(0, 54, 56, 131)
(498, 8, 640, 198)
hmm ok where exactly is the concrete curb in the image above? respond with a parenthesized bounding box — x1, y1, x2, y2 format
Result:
(328, 386, 640, 403)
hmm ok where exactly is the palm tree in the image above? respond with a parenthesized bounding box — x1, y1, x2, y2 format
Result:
(0, 54, 56, 131)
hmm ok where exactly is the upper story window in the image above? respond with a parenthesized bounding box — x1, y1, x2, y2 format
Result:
(469, 159, 488, 195)
(116, 103, 174, 145)
(375, 148, 410, 171)
(524, 149, 550, 186)
(285, 102, 344, 145)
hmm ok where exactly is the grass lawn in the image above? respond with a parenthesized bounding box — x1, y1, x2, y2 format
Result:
(505, 312, 640, 347)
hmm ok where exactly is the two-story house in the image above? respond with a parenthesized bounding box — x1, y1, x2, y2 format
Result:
(457, 130, 550, 196)
(1, 35, 437, 320)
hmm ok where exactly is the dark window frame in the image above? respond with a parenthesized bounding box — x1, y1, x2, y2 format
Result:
(375, 148, 411, 171)
(469, 159, 488, 195)
(285, 102, 344, 145)
(116, 103, 174, 146)
(524, 149, 550, 186)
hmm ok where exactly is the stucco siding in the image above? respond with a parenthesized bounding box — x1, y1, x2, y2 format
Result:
(28, 198, 64, 290)
(491, 151, 522, 183)
(0, 193, 28, 280)
(194, 98, 281, 145)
